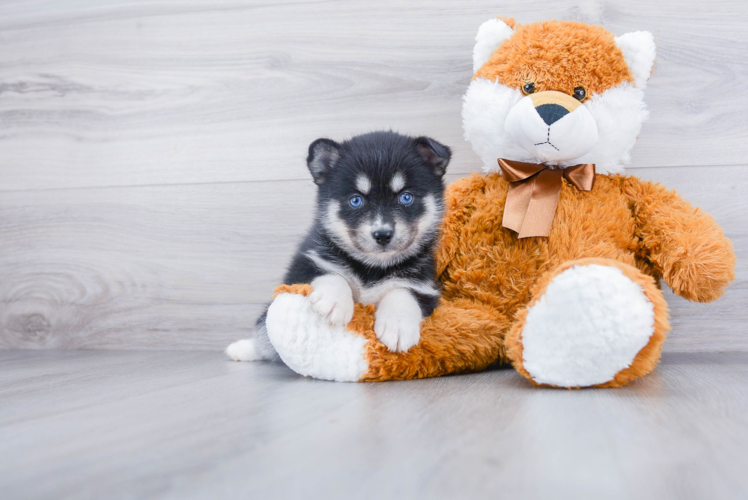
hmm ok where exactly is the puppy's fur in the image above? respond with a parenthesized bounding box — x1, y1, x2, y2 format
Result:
(226, 131, 451, 362)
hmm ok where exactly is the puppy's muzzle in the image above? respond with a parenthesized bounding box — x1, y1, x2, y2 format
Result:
(372, 229, 393, 246)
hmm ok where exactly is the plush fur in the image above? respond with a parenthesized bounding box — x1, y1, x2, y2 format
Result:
(465, 19, 652, 174)
(267, 284, 369, 382)
(261, 19, 735, 388)
(505, 258, 671, 389)
(473, 20, 634, 96)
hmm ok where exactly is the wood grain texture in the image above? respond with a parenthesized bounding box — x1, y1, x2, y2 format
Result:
(1, 166, 745, 351)
(0, 180, 316, 350)
(0, 0, 747, 190)
(0, 1, 746, 352)
(2, 350, 748, 500)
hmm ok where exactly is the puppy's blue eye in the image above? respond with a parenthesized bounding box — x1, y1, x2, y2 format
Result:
(349, 195, 363, 208)
(399, 192, 414, 206)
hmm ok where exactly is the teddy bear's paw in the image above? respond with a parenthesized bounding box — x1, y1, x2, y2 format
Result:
(265, 291, 369, 382)
(374, 289, 423, 352)
(520, 263, 655, 387)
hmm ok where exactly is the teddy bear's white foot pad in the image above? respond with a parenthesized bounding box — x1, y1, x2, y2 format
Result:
(266, 293, 369, 382)
(521, 264, 655, 387)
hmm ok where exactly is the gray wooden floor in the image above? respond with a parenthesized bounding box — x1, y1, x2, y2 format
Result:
(2, 350, 748, 500)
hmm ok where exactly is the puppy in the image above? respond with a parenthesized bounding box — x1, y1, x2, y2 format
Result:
(226, 131, 451, 363)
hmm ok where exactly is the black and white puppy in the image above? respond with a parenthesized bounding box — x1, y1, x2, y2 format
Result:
(226, 131, 451, 362)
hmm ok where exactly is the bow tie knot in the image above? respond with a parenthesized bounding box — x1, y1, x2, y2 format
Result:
(498, 159, 596, 238)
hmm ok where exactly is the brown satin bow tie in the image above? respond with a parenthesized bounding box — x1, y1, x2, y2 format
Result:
(498, 159, 596, 238)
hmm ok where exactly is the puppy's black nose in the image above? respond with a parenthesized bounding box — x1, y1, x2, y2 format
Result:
(536, 103, 569, 126)
(372, 229, 393, 246)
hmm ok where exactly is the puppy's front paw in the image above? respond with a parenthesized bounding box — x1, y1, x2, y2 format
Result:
(374, 289, 423, 352)
(309, 274, 355, 326)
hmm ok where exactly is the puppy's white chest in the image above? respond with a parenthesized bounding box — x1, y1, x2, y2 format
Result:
(353, 280, 399, 305)
(352, 278, 439, 305)
(304, 250, 438, 306)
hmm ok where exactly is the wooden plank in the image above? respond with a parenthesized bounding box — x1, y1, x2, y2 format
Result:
(2, 350, 748, 499)
(0, 180, 316, 349)
(1, 0, 747, 191)
(0, 165, 745, 351)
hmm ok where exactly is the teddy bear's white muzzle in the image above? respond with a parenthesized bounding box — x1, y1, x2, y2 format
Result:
(505, 93, 599, 165)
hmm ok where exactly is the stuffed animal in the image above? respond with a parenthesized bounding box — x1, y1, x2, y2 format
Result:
(262, 18, 736, 388)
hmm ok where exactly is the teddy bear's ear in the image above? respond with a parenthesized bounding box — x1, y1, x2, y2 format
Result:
(614, 31, 656, 89)
(472, 17, 515, 74)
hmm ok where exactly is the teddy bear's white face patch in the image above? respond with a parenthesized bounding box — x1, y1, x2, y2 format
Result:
(504, 92, 599, 165)
(463, 78, 649, 175)
(572, 83, 649, 173)
(462, 78, 529, 169)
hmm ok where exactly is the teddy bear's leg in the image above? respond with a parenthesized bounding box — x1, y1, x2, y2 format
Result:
(265, 285, 508, 382)
(505, 258, 670, 388)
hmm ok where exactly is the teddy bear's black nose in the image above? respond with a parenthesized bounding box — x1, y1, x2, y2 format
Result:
(536, 103, 569, 126)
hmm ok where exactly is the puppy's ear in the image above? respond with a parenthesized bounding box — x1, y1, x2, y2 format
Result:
(307, 138, 341, 185)
(414, 137, 451, 177)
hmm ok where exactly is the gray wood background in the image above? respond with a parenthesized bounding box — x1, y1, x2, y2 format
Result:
(1, 0, 746, 352)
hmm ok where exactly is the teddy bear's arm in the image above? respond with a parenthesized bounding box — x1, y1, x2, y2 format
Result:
(624, 177, 736, 302)
(435, 173, 487, 278)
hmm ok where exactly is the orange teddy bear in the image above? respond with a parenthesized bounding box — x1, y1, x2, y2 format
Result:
(259, 18, 736, 388)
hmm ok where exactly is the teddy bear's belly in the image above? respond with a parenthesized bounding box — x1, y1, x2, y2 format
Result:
(440, 178, 641, 315)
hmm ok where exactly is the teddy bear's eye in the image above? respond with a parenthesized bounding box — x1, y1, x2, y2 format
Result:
(573, 86, 587, 101)
(522, 82, 536, 95)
